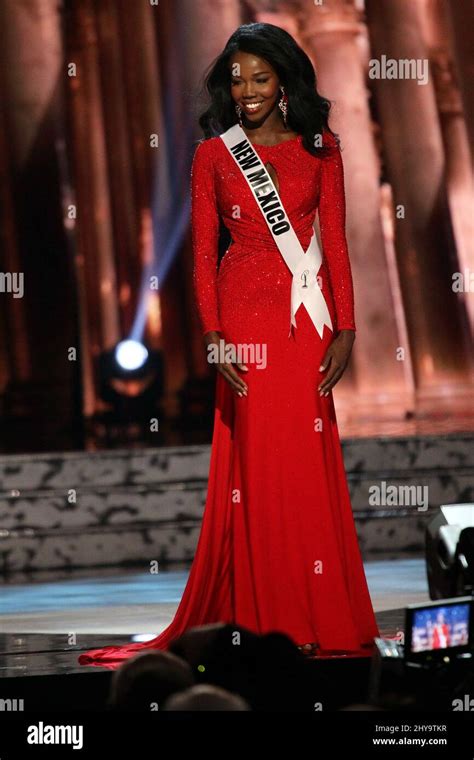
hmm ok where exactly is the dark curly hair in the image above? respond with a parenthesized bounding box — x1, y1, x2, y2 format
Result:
(197, 22, 339, 157)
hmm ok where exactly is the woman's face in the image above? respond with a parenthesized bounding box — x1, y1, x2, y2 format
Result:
(229, 51, 281, 123)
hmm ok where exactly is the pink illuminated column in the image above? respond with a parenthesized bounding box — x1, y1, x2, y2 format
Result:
(177, 0, 243, 379)
(65, 0, 122, 416)
(446, 0, 474, 171)
(296, 0, 414, 424)
(0, 0, 75, 424)
(420, 0, 474, 337)
(365, 0, 473, 415)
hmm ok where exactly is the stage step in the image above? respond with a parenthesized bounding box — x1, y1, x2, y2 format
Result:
(0, 433, 472, 572)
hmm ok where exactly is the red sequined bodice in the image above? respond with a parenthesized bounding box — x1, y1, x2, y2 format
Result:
(191, 130, 355, 336)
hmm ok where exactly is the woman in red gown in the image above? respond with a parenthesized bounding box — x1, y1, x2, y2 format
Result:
(79, 22, 379, 668)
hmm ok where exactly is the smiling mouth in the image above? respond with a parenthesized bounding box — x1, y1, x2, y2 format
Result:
(242, 101, 264, 113)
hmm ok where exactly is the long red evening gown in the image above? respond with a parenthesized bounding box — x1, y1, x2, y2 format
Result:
(79, 129, 379, 668)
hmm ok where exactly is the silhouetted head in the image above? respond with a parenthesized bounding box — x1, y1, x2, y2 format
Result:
(164, 684, 250, 711)
(109, 650, 194, 711)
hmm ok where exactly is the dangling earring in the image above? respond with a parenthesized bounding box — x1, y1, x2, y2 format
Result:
(235, 103, 243, 126)
(278, 86, 288, 128)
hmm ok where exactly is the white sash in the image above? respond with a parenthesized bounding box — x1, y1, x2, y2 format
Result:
(219, 123, 332, 338)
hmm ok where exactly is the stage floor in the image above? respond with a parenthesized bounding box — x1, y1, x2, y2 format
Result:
(0, 557, 429, 634)
(0, 557, 429, 678)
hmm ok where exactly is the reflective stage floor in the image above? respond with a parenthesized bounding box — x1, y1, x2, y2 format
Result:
(0, 558, 430, 710)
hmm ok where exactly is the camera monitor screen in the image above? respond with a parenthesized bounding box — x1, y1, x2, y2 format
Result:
(406, 598, 472, 656)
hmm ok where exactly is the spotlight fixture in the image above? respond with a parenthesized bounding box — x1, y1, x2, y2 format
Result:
(97, 340, 164, 422)
(114, 339, 149, 372)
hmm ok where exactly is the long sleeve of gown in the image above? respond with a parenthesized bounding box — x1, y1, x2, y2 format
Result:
(191, 139, 222, 336)
(318, 133, 356, 332)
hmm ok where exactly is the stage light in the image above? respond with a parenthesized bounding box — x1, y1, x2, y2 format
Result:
(114, 339, 149, 371)
(96, 341, 164, 444)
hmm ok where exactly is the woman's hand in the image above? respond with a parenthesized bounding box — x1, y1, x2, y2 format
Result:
(204, 331, 248, 397)
(317, 329, 355, 396)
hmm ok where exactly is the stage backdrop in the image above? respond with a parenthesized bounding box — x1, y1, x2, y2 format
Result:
(0, 0, 473, 453)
